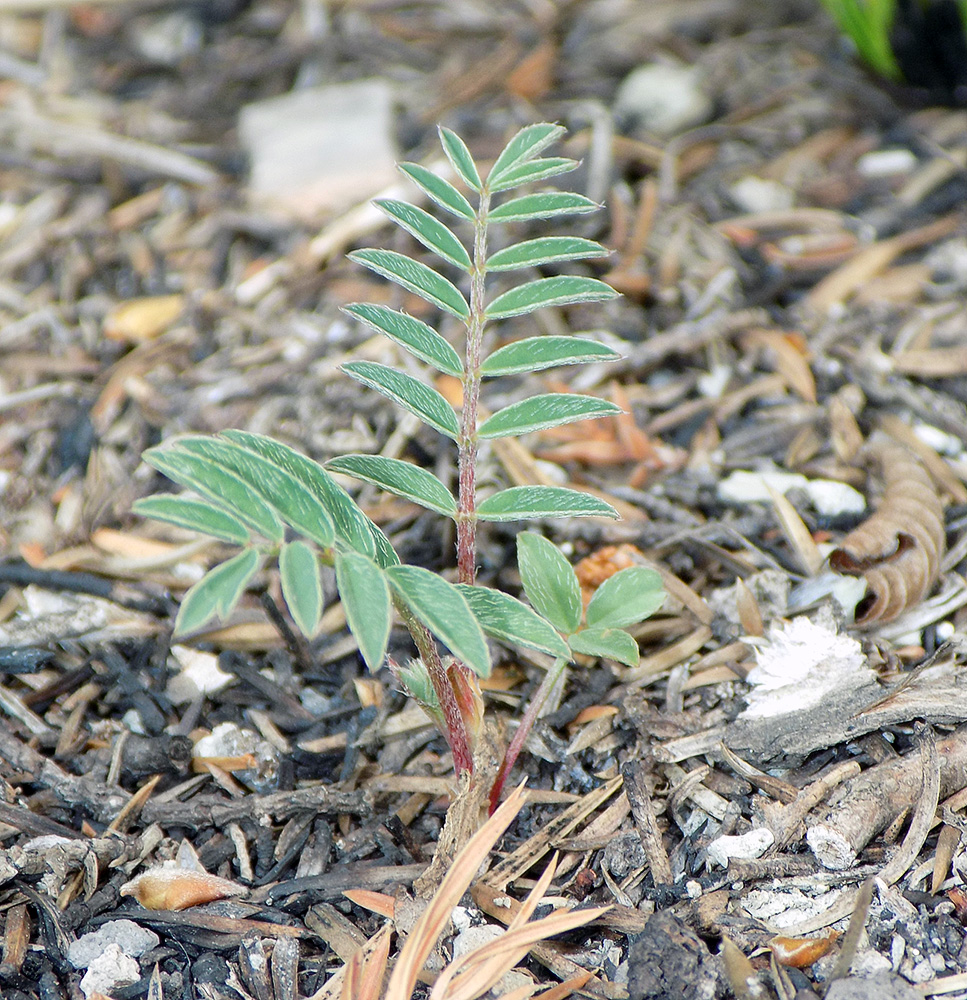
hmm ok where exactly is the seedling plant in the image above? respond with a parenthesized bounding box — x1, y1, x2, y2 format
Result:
(134, 124, 665, 810)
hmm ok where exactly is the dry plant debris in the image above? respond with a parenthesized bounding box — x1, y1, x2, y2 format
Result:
(0, 2, 966, 1000)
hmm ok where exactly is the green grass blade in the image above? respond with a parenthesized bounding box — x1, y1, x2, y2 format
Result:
(132, 495, 250, 545)
(438, 126, 481, 191)
(335, 551, 392, 671)
(399, 162, 475, 220)
(478, 394, 622, 439)
(386, 565, 491, 678)
(279, 540, 324, 637)
(376, 199, 471, 271)
(476, 486, 618, 521)
(175, 547, 261, 636)
(143, 444, 284, 543)
(487, 157, 579, 193)
(567, 626, 640, 667)
(342, 361, 460, 440)
(342, 303, 463, 376)
(516, 531, 581, 635)
(488, 192, 600, 223)
(487, 123, 565, 188)
(585, 566, 665, 629)
(481, 336, 620, 377)
(456, 584, 570, 659)
(486, 276, 618, 320)
(487, 237, 609, 272)
(349, 249, 469, 319)
(327, 455, 457, 517)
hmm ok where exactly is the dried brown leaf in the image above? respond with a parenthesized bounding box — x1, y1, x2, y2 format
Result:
(830, 443, 946, 625)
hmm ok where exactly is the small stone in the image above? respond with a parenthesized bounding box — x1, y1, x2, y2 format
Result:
(614, 63, 712, 138)
(705, 828, 774, 869)
(856, 149, 917, 178)
(825, 971, 920, 1000)
(79, 944, 141, 999)
(730, 176, 795, 214)
(603, 831, 647, 879)
(68, 919, 160, 970)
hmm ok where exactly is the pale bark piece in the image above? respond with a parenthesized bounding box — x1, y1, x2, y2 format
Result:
(239, 80, 398, 222)
(830, 441, 946, 625)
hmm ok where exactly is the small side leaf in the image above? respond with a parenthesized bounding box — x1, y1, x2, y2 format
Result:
(143, 444, 284, 543)
(516, 531, 581, 635)
(438, 126, 481, 191)
(132, 495, 250, 545)
(175, 548, 261, 636)
(478, 394, 622, 440)
(487, 237, 608, 272)
(343, 303, 462, 376)
(488, 157, 579, 193)
(486, 276, 619, 320)
(568, 627, 640, 667)
(487, 124, 565, 189)
(376, 199, 471, 271)
(385, 565, 491, 678)
(279, 541, 324, 638)
(585, 566, 665, 630)
(220, 431, 397, 564)
(335, 551, 392, 671)
(327, 455, 457, 517)
(399, 162, 475, 220)
(477, 486, 618, 521)
(348, 248, 469, 319)
(342, 361, 460, 440)
(481, 336, 620, 377)
(488, 192, 600, 223)
(456, 585, 570, 659)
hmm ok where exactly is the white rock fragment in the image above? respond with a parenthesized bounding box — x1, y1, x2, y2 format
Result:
(166, 646, 234, 705)
(239, 79, 397, 222)
(741, 617, 874, 718)
(79, 943, 141, 999)
(717, 467, 808, 504)
(730, 176, 794, 214)
(742, 885, 849, 930)
(705, 828, 774, 869)
(69, 919, 160, 970)
(614, 63, 712, 137)
(857, 148, 917, 178)
(801, 479, 866, 517)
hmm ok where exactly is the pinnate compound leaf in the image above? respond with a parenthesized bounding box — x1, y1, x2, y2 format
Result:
(219, 431, 397, 565)
(481, 336, 620, 377)
(586, 566, 665, 630)
(327, 455, 456, 516)
(438, 126, 481, 191)
(336, 551, 392, 671)
(489, 192, 599, 223)
(567, 626, 640, 667)
(455, 585, 570, 659)
(279, 541, 324, 638)
(385, 565, 491, 678)
(487, 124, 565, 188)
(376, 199, 471, 271)
(174, 437, 336, 548)
(516, 531, 581, 635)
(348, 248, 469, 319)
(477, 486, 618, 521)
(343, 304, 462, 376)
(486, 276, 619, 320)
(487, 157, 579, 193)
(487, 237, 608, 272)
(478, 394, 622, 439)
(132, 495, 249, 545)
(175, 548, 260, 636)
(399, 162, 475, 220)
(342, 361, 460, 441)
(143, 444, 283, 543)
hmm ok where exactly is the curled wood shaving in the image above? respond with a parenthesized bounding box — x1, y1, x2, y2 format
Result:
(830, 443, 946, 625)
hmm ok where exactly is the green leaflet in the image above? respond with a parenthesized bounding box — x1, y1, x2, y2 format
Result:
(132, 495, 250, 545)
(336, 550, 392, 671)
(376, 199, 471, 271)
(398, 162, 475, 220)
(279, 540, 325, 638)
(487, 123, 565, 189)
(327, 455, 457, 517)
(456, 585, 570, 659)
(438, 126, 481, 191)
(516, 531, 582, 636)
(480, 336, 620, 377)
(487, 237, 608, 272)
(486, 276, 619, 320)
(585, 566, 665, 629)
(348, 248, 469, 319)
(488, 191, 600, 223)
(476, 486, 618, 522)
(487, 157, 579, 193)
(478, 394, 622, 439)
(342, 303, 462, 377)
(175, 548, 261, 636)
(567, 626, 640, 667)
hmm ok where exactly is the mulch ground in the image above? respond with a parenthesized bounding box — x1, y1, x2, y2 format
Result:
(0, 1, 966, 999)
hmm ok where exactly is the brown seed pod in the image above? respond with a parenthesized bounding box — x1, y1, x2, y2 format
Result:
(829, 442, 945, 625)
(120, 868, 248, 910)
